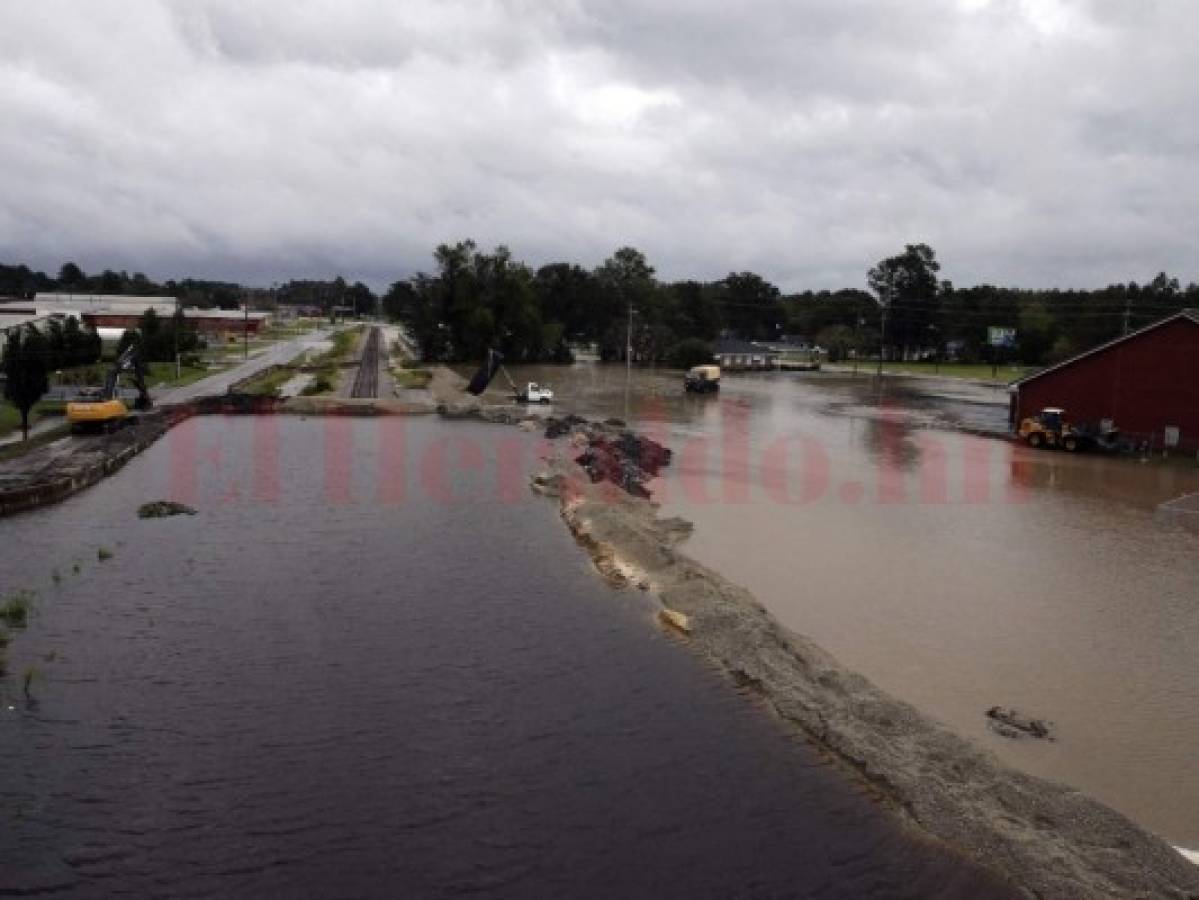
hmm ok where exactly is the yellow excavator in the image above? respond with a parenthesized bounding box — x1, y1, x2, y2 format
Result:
(66, 343, 152, 433)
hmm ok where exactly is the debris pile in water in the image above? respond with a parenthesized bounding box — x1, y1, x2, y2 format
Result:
(542, 416, 672, 498)
(543, 414, 588, 440)
(986, 706, 1053, 740)
(138, 500, 198, 519)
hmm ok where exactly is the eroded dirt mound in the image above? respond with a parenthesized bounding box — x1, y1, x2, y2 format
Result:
(542, 415, 673, 497)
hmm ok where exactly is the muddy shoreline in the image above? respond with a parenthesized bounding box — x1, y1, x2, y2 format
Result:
(2, 370, 1197, 895)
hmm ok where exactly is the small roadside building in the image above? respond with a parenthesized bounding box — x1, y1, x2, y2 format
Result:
(713, 338, 779, 370)
(1010, 310, 1199, 453)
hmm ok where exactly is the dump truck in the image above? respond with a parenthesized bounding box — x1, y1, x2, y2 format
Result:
(464, 349, 553, 403)
(684, 364, 721, 394)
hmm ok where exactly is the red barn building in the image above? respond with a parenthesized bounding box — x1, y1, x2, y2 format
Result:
(1010, 310, 1199, 452)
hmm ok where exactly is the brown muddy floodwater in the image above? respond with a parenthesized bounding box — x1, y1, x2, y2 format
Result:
(0, 416, 1015, 898)
(488, 362, 1199, 850)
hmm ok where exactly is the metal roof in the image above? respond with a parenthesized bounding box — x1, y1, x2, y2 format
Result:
(714, 337, 777, 354)
(1012, 309, 1199, 388)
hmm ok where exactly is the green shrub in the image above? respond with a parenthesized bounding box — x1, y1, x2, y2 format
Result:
(301, 374, 334, 396)
(666, 338, 715, 370)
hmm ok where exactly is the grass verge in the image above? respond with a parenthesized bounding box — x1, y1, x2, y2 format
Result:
(845, 361, 1038, 382)
(395, 367, 433, 389)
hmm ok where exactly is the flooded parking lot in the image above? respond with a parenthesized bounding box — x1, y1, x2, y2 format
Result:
(493, 363, 1199, 848)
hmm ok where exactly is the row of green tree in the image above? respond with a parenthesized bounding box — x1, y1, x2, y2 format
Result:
(381, 241, 1198, 366)
(7, 246, 1196, 368)
(2, 316, 106, 439)
(1, 263, 380, 316)
(115, 309, 203, 363)
(381, 242, 792, 366)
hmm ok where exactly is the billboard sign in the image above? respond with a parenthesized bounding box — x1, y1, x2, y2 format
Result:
(988, 326, 1017, 349)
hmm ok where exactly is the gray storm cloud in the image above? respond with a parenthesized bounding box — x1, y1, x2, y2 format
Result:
(0, 0, 1195, 290)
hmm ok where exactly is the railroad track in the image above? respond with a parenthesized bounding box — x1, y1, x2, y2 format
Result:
(350, 326, 382, 399)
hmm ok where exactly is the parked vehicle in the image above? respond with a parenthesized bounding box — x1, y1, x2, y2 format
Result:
(517, 382, 554, 404)
(684, 365, 721, 394)
(1018, 407, 1119, 452)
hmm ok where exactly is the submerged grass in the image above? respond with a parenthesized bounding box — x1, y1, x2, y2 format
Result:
(0, 591, 33, 628)
(97, 546, 114, 562)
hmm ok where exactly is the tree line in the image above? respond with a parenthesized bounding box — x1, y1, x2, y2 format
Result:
(6, 246, 1197, 369)
(2, 315, 105, 439)
(381, 241, 1198, 367)
(0, 262, 378, 316)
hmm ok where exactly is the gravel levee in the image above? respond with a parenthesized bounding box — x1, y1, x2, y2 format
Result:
(521, 416, 1199, 900)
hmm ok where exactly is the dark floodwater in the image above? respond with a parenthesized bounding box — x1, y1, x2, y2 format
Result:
(488, 362, 1199, 849)
(0, 417, 1013, 898)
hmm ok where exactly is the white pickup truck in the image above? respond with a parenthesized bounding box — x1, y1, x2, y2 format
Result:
(516, 382, 554, 404)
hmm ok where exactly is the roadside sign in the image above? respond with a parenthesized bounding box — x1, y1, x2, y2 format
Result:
(988, 326, 1017, 348)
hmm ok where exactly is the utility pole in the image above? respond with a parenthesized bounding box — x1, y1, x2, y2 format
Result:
(624, 300, 634, 420)
(626, 299, 633, 380)
(174, 294, 181, 380)
(853, 315, 864, 375)
(1123, 296, 1132, 336)
(876, 301, 888, 378)
(243, 292, 249, 360)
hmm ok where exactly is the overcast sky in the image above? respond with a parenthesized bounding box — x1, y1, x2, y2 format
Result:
(0, 0, 1195, 292)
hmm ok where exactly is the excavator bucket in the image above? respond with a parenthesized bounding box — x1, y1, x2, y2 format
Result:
(466, 349, 504, 396)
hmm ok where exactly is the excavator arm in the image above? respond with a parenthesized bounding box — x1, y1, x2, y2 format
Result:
(105, 344, 152, 410)
(67, 342, 152, 431)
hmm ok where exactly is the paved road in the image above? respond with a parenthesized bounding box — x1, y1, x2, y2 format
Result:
(156, 328, 335, 405)
(1, 329, 339, 449)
